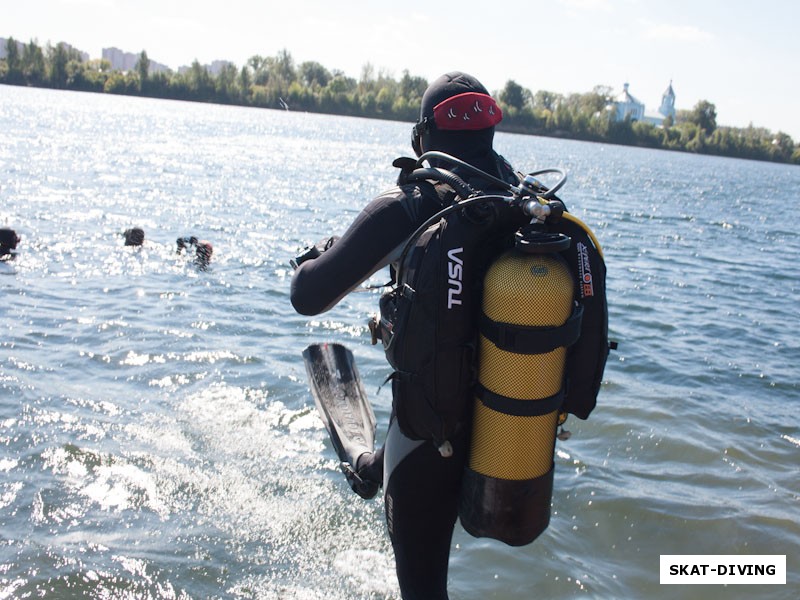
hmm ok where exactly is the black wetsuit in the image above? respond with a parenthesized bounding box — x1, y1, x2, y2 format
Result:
(291, 182, 442, 316)
(291, 159, 518, 600)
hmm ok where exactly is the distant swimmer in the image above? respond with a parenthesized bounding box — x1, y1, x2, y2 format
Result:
(123, 227, 145, 246)
(176, 236, 213, 269)
(0, 228, 20, 260)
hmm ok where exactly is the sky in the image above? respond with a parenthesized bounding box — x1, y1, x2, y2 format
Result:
(5, 0, 800, 140)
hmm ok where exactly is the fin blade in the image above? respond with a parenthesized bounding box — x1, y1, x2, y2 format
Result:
(302, 343, 376, 467)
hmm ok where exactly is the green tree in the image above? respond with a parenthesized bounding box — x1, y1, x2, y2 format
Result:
(688, 100, 717, 134)
(104, 71, 135, 94)
(273, 49, 295, 83)
(2, 34, 795, 165)
(769, 132, 795, 162)
(49, 42, 85, 89)
(136, 50, 150, 92)
(592, 85, 613, 101)
(686, 126, 707, 152)
(533, 90, 561, 112)
(238, 66, 252, 103)
(499, 79, 528, 111)
(186, 60, 213, 99)
(148, 70, 171, 98)
(360, 90, 376, 115)
(78, 58, 111, 91)
(607, 116, 635, 144)
(327, 73, 356, 95)
(22, 39, 46, 84)
(399, 69, 427, 104)
(4, 37, 22, 83)
(298, 61, 331, 88)
(376, 85, 394, 114)
(578, 89, 610, 116)
(215, 62, 239, 103)
(248, 55, 268, 85)
(359, 62, 375, 93)
(65, 59, 87, 90)
(286, 80, 313, 109)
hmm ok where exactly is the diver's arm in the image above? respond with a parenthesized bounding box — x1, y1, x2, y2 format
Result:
(290, 186, 438, 316)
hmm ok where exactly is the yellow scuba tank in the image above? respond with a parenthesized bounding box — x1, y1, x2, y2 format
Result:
(459, 225, 582, 546)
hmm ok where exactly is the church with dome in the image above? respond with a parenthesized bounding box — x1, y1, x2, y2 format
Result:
(609, 81, 676, 126)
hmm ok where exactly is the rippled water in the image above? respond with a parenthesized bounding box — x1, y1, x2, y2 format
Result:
(1, 84, 798, 599)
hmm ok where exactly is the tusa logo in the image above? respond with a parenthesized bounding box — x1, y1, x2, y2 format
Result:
(447, 247, 464, 309)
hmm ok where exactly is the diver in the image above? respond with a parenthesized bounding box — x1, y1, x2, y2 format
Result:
(176, 236, 213, 269)
(123, 227, 145, 246)
(0, 228, 20, 260)
(290, 72, 522, 599)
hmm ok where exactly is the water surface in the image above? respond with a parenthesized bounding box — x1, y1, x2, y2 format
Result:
(1, 85, 798, 599)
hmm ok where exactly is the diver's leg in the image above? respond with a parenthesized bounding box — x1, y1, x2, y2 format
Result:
(383, 420, 469, 600)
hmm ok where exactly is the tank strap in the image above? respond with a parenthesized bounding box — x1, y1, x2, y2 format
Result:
(479, 303, 583, 355)
(475, 385, 563, 417)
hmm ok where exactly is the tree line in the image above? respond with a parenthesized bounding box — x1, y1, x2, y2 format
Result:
(2, 37, 798, 165)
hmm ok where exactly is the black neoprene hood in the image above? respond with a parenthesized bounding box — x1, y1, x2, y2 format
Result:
(419, 71, 492, 120)
(414, 71, 499, 170)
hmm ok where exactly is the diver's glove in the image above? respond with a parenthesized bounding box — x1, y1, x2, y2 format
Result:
(290, 236, 339, 269)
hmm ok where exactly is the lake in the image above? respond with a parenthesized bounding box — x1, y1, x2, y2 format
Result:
(1, 84, 798, 599)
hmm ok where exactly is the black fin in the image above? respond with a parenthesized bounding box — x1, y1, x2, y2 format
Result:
(302, 343, 377, 471)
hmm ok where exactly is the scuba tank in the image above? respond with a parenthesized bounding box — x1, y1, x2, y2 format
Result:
(458, 189, 583, 547)
(375, 153, 606, 545)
